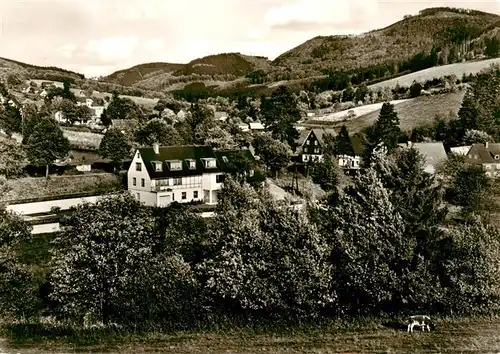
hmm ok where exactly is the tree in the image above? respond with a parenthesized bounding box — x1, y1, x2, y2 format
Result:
(106, 91, 142, 121)
(485, 37, 500, 58)
(49, 194, 187, 325)
(0, 206, 38, 320)
(195, 124, 236, 150)
(58, 99, 80, 124)
(447, 164, 489, 214)
(100, 108, 111, 127)
(0, 136, 26, 178)
(363, 102, 401, 164)
(309, 155, 340, 192)
(62, 79, 76, 101)
(200, 178, 334, 319)
(463, 129, 494, 145)
(409, 81, 423, 98)
(253, 134, 291, 177)
(135, 118, 184, 147)
(98, 128, 130, 171)
(26, 118, 70, 178)
(0, 104, 22, 136)
(260, 86, 301, 147)
(332, 125, 355, 156)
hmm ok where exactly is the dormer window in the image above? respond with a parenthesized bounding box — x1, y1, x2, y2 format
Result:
(152, 161, 162, 172)
(186, 159, 196, 169)
(202, 158, 217, 168)
(167, 160, 182, 171)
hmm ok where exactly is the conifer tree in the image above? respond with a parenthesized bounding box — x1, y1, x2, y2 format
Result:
(333, 125, 354, 156)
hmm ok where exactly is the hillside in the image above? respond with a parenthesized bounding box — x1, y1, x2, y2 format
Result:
(369, 57, 500, 90)
(102, 53, 271, 91)
(341, 90, 466, 133)
(98, 7, 500, 94)
(0, 57, 84, 82)
(271, 8, 500, 80)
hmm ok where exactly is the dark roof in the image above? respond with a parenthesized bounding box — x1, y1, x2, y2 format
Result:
(214, 149, 256, 170)
(295, 128, 336, 147)
(467, 143, 500, 164)
(139, 145, 257, 179)
(139, 145, 218, 179)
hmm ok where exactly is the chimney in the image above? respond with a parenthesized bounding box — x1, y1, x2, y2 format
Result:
(153, 143, 160, 155)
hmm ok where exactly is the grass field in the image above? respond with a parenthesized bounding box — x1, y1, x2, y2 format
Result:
(2, 316, 500, 353)
(0, 173, 122, 203)
(62, 128, 103, 150)
(369, 58, 500, 90)
(308, 90, 466, 134)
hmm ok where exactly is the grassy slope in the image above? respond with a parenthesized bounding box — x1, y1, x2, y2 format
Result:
(332, 90, 466, 134)
(0, 174, 122, 202)
(3, 317, 500, 353)
(369, 58, 500, 90)
(271, 8, 500, 79)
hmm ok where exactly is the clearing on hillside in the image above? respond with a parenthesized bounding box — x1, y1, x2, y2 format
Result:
(369, 58, 500, 90)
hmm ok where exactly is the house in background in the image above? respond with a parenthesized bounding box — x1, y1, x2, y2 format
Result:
(465, 142, 500, 177)
(214, 111, 228, 122)
(294, 128, 336, 163)
(127, 144, 257, 207)
(398, 142, 448, 174)
(450, 145, 471, 156)
(249, 122, 265, 131)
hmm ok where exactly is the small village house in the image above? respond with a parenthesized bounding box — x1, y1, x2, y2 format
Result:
(127, 144, 256, 207)
(465, 142, 500, 177)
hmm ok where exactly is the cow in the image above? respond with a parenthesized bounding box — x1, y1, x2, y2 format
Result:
(407, 315, 432, 332)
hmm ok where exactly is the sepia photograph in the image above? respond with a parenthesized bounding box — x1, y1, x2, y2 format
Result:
(1, 0, 500, 352)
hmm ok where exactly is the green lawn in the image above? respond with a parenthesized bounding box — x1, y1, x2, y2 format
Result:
(2, 316, 500, 353)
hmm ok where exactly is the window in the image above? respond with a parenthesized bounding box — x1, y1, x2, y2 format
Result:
(194, 191, 198, 199)
(186, 159, 196, 169)
(306, 140, 311, 145)
(314, 140, 318, 146)
(172, 193, 175, 200)
(133, 177, 136, 186)
(314, 147, 320, 154)
(135, 162, 142, 171)
(203, 158, 217, 168)
(153, 161, 162, 172)
(182, 192, 187, 200)
(249, 169, 254, 177)
(173, 177, 182, 185)
(168, 160, 182, 171)
(216, 174, 225, 183)
(141, 178, 145, 187)
(136, 193, 140, 201)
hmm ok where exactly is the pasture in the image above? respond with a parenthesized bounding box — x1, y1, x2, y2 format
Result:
(62, 128, 103, 150)
(369, 58, 500, 90)
(2, 316, 500, 353)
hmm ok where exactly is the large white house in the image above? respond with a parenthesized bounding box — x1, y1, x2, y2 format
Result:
(127, 144, 256, 207)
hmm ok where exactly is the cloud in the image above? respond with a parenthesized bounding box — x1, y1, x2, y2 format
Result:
(56, 43, 77, 58)
(84, 36, 139, 62)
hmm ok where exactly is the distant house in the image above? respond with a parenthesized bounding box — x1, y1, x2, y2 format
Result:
(127, 144, 256, 207)
(294, 128, 336, 163)
(248, 122, 265, 131)
(177, 109, 187, 121)
(450, 145, 471, 156)
(214, 111, 228, 122)
(465, 142, 500, 177)
(39, 89, 48, 98)
(92, 106, 105, 118)
(237, 123, 250, 132)
(54, 111, 65, 123)
(398, 142, 448, 174)
(338, 155, 361, 170)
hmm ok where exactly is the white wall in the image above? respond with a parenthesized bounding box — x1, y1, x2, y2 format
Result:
(128, 150, 152, 192)
(6, 195, 111, 215)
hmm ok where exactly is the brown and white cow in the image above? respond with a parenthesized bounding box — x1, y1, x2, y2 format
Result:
(407, 315, 432, 332)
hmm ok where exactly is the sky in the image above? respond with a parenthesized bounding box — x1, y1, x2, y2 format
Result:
(0, 0, 499, 77)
